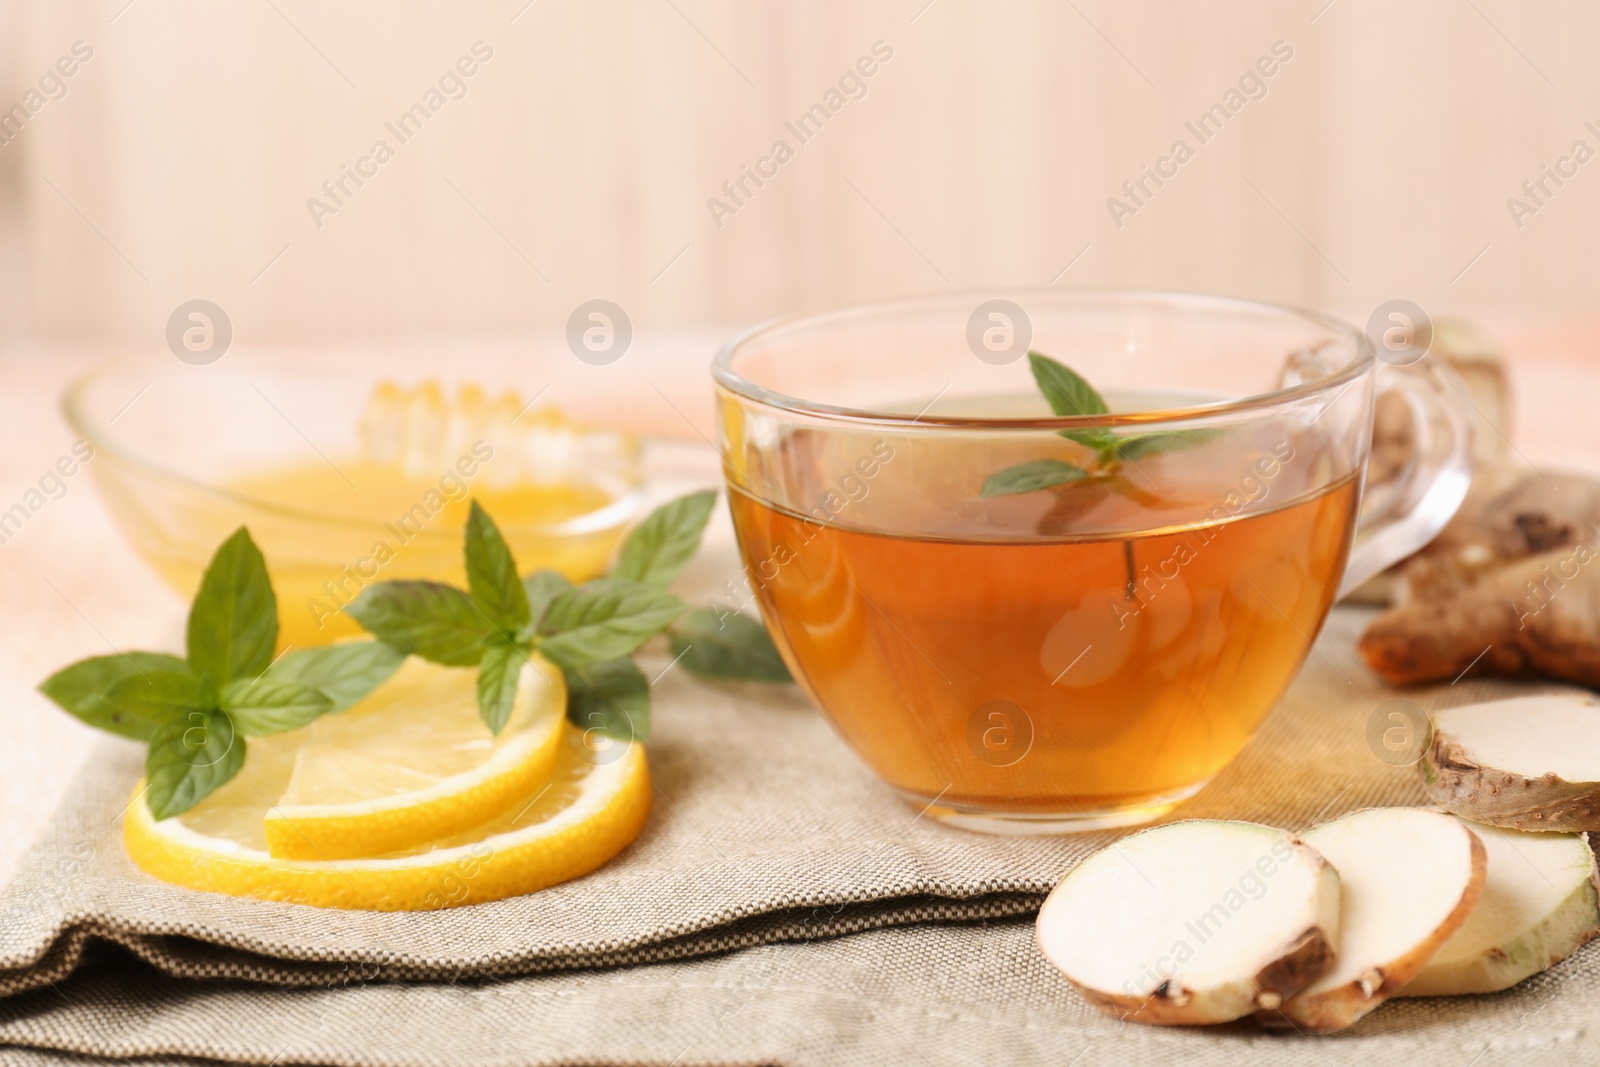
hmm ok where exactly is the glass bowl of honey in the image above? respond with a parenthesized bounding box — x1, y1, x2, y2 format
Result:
(65, 355, 644, 648)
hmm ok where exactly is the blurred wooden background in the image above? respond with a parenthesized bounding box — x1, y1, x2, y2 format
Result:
(0, 0, 1598, 884)
(0, 0, 1594, 345)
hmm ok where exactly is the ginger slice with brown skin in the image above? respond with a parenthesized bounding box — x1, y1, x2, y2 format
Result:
(1036, 820, 1340, 1026)
(1262, 808, 1485, 1033)
(1421, 696, 1600, 832)
(1359, 539, 1600, 687)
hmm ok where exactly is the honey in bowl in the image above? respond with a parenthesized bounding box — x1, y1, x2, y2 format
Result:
(150, 383, 637, 648)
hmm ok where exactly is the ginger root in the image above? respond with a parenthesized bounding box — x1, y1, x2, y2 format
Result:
(1358, 467, 1600, 687)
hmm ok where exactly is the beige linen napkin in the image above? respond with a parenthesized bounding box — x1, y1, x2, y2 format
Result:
(1, 915, 1595, 1067)
(1, 608, 1595, 1065)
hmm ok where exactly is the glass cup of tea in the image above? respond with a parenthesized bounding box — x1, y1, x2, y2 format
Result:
(713, 290, 1469, 833)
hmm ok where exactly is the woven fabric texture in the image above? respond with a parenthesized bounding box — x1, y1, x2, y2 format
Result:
(0, 608, 1594, 1065)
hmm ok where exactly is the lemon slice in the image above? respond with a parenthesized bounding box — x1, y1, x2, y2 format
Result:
(123, 731, 650, 910)
(259, 656, 566, 860)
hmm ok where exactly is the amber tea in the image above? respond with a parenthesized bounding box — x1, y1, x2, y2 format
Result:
(728, 449, 1359, 828)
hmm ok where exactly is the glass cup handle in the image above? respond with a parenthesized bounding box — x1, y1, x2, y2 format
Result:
(1336, 363, 1474, 600)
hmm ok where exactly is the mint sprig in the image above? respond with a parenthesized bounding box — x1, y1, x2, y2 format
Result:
(982, 352, 1218, 498)
(349, 497, 714, 741)
(466, 500, 532, 633)
(145, 708, 244, 820)
(185, 527, 279, 688)
(38, 652, 189, 740)
(38, 527, 400, 819)
(476, 638, 526, 736)
(613, 490, 718, 586)
(566, 658, 651, 741)
(980, 459, 1089, 498)
(39, 492, 799, 824)
(349, 492, 797, 741)
(539, 579, 688, 669)
(520, 570, 573, 622)
(1029, 351, 1109, 419)
(261, 641, 406, 713)
(344, 581, 496, 666)
(670, 607, 792, 683)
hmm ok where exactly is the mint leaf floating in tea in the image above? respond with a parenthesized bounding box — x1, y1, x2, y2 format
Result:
(981, 352, 1223, 595)
(984, 352, 1218, 496)
(980, 459, 1090, 498)
(670, 607, 792, 683)
(1106, 428, 1221, 463)
(1029, 350, 1109, 418)
(37, 527, 385, 818)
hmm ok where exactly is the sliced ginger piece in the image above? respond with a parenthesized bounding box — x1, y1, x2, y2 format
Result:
(1423, 695, 1600, 832)
(1265, 808, 1485, 1032)
(1035, 820, 1339, 1026)
(1400, 820, 1600, 996)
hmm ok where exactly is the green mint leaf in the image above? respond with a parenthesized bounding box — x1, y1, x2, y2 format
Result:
(1108, 428, 1221, 462)
(105, 669, 216, 723)
(144, 707, 245, 819)
(1059, 427, 1119, 451)
(669, 607, 791, 683)
(347, 581, 494, 666)
(220, 678, 335, 736)
(565, 658, 650, 742)
(979, 460, 1090, 498)
(521, 570, 573, 632)
(465, 500, 531, 633)
(186, 527, 278, 688)
(537, 578, 685, 670)
(1029, 352, 1108, 418)
(38, 652, 191, 740)
(613, 490, 718, 587)
(261, 641, 405, 712)
(476, 640, 524, 735)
